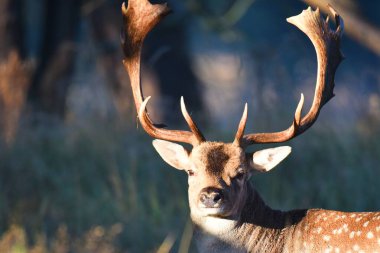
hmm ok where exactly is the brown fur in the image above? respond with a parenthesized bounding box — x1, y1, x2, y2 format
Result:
(192, 142, 246, 181)
(186, 142, 380, 253)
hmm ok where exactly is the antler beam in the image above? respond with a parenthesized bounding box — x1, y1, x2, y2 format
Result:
(121, 0, 205, 146)
(238, 6, 344, 146)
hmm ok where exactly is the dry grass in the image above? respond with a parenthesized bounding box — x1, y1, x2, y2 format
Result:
(0, 224, 123, 253)
(0, 117, 378, 252)
(0, 51, 33, 144)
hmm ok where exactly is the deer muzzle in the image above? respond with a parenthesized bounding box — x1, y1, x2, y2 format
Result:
(199, 187, 224, 209)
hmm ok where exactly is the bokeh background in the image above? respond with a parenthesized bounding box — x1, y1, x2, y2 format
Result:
(0, 0, 379, 252)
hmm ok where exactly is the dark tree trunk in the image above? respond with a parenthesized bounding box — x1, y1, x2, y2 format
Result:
(88, 0, 133, 121)
(0, 0, 24, 58)
(28, 0, 82, 117)
(146, 22, 204, 125)
(0, 0, 32, 144)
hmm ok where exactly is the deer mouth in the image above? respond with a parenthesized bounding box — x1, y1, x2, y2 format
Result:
(201, 208, 228, 217)
(199, 204, 233, 217)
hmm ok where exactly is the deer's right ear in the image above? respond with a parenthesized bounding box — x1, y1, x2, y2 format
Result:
(152, 139, 190, 170)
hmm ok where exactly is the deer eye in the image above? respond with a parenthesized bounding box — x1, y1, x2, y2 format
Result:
(234, 169, 245, 180)
(187, 170, 195, 176)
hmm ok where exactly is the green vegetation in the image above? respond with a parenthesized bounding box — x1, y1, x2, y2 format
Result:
(0, 120, 190, 252)
(0, 0, 379, 252)
(0, 117, 379, 252)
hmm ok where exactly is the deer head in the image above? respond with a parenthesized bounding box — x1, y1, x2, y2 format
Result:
(152, 139, 291, 222)
(121, 0, 343, 230)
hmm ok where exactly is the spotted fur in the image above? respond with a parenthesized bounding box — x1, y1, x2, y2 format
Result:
(189, 143, 380, 253)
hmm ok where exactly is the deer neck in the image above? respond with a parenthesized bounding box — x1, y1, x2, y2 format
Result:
(192, 182, 307, 253)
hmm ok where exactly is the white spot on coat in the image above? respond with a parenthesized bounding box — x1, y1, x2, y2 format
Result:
(323, 235, 331, 241)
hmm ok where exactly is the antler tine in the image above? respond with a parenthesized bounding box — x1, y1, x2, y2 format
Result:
(122, 0, 205, 146)
(240, 6, 344, 147)
(180, 97, 206, 143)
(234, 103, 248, 146)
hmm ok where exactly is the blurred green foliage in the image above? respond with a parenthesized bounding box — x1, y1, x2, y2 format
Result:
(0, 0, 379, 252)
(0, 117, 379, 252)
(0, 120, 190, 252)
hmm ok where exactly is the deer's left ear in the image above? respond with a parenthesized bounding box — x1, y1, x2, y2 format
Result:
(247, 146, 292, 172)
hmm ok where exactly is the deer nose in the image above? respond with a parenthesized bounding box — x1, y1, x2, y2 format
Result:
(199, 188, 223, 208)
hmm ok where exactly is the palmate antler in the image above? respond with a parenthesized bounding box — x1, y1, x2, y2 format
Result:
(121, 0, 205, 146)
(122, 1, 344, 149)
(235, 6, 344, 147)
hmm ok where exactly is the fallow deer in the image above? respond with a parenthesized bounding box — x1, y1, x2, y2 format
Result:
(122, 0, 380, 252)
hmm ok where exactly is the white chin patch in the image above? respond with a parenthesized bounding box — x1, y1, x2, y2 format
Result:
(203, 216, 237, 235)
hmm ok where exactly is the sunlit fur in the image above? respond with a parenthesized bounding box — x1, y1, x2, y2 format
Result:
(188, 142, 249, 223)
(186, 142, 380, 253)
(186, 142, 307, 252)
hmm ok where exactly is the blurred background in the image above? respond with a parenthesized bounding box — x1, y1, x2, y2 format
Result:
(0, 0, 379, 252)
